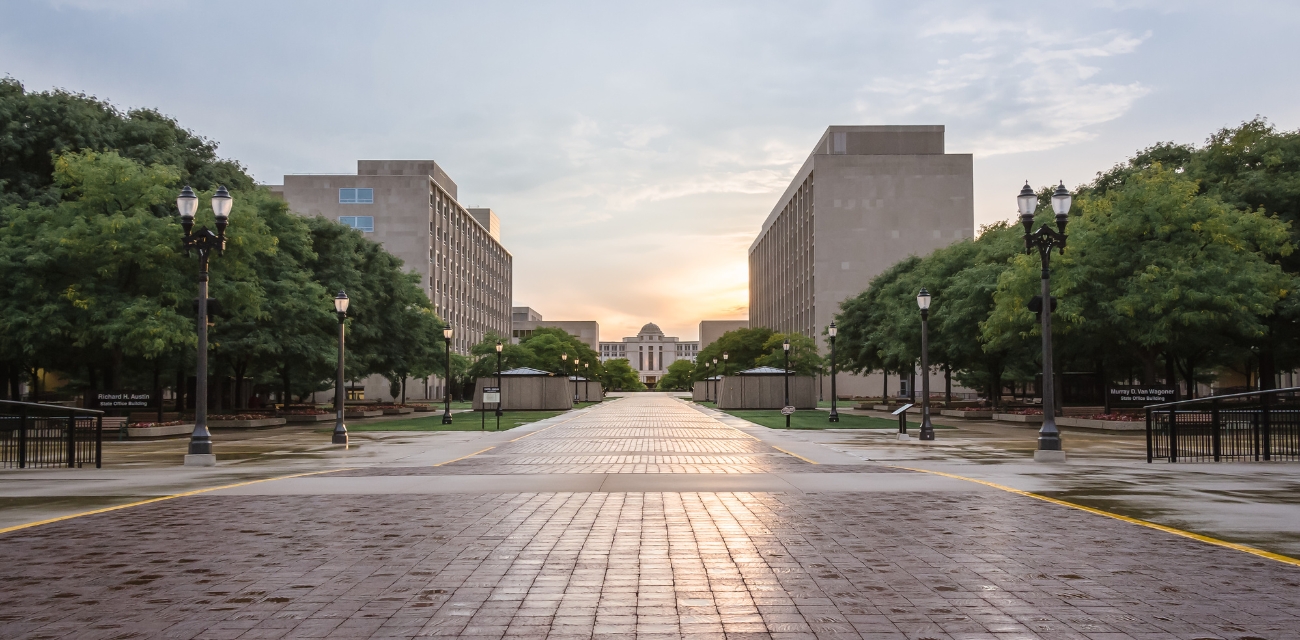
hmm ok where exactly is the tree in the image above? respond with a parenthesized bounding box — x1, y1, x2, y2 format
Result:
(694, 327, 774, 381)
(599, 359, 644, 391)
(755, 333, 824, 376)
(657, 359, 696, 390)
(518, 327, 598, 376)
(466, 331, 535, 381)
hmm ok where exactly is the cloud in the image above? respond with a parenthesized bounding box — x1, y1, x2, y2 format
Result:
(856, 20, 1151, 157)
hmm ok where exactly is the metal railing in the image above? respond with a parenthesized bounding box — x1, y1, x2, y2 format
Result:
(0, 400, 104, 469)
(1146, 387, 1299, 463)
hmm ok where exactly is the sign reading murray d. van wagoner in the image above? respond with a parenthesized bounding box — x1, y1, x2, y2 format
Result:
(1107, 385, 1178, 406)
(89, 390, 157, 409)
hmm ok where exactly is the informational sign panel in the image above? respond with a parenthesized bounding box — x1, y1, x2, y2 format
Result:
(89, 390, 157, 409)
(482, 387, 501, 404)
(891, 403, 914, 416)
(1107, 385, 1178, 407)
(781, 406, 796, 415)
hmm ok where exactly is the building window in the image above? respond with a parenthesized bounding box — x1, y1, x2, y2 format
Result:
(339, 188, 374, 204)
(339, 216, 374, 232)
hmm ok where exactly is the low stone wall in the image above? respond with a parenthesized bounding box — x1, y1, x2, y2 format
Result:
(941, 410, 992, 419)
(125, 424, 194, 438)
(381, 407, 415, 415)
(1057, 417, 1145, 431)
(208, 418, 287, 429)
(283, 414, 333, 423)
(993, 413, 1044, 423)
(343, 410, 383, 419)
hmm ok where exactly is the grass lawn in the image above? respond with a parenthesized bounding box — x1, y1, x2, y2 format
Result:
(718, 409, 953, 430)
(327, 401, 603, 432)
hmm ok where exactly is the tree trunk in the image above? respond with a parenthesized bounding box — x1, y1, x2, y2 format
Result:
(233, 361, 247, 409)
(882, 372, 888, 403)
(1164, 353, 1177, 388)
(1259, 349, 1276, 391)
(401, 378, 407, 404)
(175, 366, 186, 413)
(111, 348, 124, 391)
(1137, 348, 1159, 385)
(280, 367, 292, 406)
(944, 365, 951, 407)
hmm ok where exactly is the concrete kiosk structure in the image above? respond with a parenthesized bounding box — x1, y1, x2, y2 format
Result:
(718, 367, 816, 410)
(472, 368, 571, 411)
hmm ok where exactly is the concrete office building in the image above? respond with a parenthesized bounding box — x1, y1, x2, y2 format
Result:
(748, 126, 974, 398)
(699, 320, 749, 351)
(600, 323, 699, 387)
(510, 307, 600, 351)
(272, 160, 512, 401)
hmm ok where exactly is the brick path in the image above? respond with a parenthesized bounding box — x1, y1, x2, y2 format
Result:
(2, 394, 1298, 639)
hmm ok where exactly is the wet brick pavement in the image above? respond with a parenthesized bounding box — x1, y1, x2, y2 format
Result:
(2, 394, 1298, 639)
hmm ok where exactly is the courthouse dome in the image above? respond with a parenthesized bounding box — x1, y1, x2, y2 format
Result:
(639, 322, 664, 335)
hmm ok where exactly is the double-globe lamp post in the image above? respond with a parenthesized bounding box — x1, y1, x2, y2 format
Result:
(917, 288, 935, 440)
(828, 323, 839, 423)
(712, 357, 719, 403)
(178, 185, 232, 467)
(783, 339, 791, 429)
(573, 358, 581, 403)
(721, 352, 728, 400)
(333, 292, 350, 445)
(1019, 180, 1073, 462)
(442, 326, 454, 424)
(495, 341, 503, 419)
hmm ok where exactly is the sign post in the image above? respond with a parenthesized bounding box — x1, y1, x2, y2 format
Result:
(892, 403, 915, 441)
(483, 387, 501, 431)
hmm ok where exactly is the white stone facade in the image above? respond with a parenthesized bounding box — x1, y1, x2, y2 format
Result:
(600, 323, 699, 386)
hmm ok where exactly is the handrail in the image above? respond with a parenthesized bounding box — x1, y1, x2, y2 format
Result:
(0, 399, 104, 416)
(1144, 386, 1300, 410)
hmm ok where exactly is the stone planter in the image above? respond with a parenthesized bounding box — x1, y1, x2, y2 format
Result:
(941, 410, 992, 419)
(873, 404, 895, 411)
(410, 405, 435, 412)
(1057, 417, 1146, 431)
(126, 424, 194, 438)
(344, 410, 383, 419)
(207, 418, 287, 429)
(381, 407, 415, 415)
(993, 413, 1044, 423)
(282, 413, 334, 423)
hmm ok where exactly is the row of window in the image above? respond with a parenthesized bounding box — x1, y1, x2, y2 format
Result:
(339, 188, 374, 204)
(340, 216, 374, 232)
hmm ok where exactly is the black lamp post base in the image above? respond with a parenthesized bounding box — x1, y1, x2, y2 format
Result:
(919, 424, 935, 441)
(441, 413, 453, 425)
(828, 410, 839, 423)
(332, 430, 348, 445)
(187, 438, 212, 455)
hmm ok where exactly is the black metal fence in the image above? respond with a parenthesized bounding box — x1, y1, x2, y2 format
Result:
(1146, 387, 1300, 463)
(0, 400, 103, 469)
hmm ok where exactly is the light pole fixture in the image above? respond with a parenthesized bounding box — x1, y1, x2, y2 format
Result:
(442, 326, 454, 424)
(1019, 180, 1072, 462)
(783, 339, 791, 430)
(828, 323, 839, 423)
(178, 185, 232, 467)
(712, 357, 719, 404)
(573, 358, 581, 403)
(495, 341, 503, 427)
(332, 291, 350, 445)
(917, 288, 935, 441)
(584, 363, 590, 402)
(704, 361, 711, 403)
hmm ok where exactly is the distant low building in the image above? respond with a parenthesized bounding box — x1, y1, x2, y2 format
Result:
(699, 320, 749, 351)
(600, 323, 699, 387)
(510, 306, 600, 351)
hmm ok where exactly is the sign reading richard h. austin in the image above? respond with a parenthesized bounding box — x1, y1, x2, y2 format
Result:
(1107, 385, 1179, 407)
(90, 391, 157, 409)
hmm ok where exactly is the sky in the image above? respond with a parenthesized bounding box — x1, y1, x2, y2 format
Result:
(3, 0, 1300, 341)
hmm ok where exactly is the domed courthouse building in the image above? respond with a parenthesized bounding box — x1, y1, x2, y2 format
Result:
(599, 323, 699, 387)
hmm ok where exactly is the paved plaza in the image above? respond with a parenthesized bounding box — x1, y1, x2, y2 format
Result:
(2, 395, 1299, 639)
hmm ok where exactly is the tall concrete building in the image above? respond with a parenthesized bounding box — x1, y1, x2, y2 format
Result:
(510, 307, 600, 351)
(699, 320, 749, 351)
(275, 160, 512, 355)
(748, 125, 973, 396)
(600, 323, 698, 386)
(272, 160, 512, 402)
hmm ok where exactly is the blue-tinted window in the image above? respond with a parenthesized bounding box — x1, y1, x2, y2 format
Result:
(339, 216, 374, 232)
(339, 188, 374, 204)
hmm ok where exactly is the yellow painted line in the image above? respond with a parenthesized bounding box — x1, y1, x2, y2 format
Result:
(771, 446, 820, 465)
(0, 467, 355, 536)
(890, 465, 1300, 568)
(434, 447, 494, 465)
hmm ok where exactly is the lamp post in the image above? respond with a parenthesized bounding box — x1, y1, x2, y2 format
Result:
(1019, 181, 1072, 462)
(495, 341, 503, 426)
(917, 288, 935, 440)
(783, 339, 791, 430)
(178, 185, 232, 467)
(561, 352, 569, 404)
(332, 291, 350, 445)
(828, 323, 839, 423)
(584, 363, 590, 402)
(573, 358, 581, 403)
(712, 357, 719, 404)
(442, 326, 454, 424)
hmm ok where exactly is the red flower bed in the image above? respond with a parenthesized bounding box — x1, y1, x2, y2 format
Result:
(207, 414, 270, 420)
(1078, 413, 1142, 421)
(129, 420, 186, 428)
(1000, 408, 1043, 415)
(281, 409, 330, 415)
